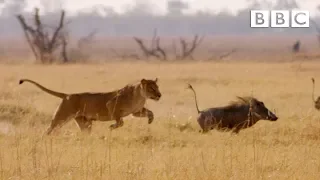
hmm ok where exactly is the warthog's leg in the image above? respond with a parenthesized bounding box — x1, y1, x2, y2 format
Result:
(232, 123, 245, 134)
(232, 121, 249, 134)
(232, 128, 241, 134)
(201, 129, 210, 133)
(109, 118, 124, 130)
(197, 114, 210, 133)
(202, 117, 214, 133)
(132, 108, 154, 124)
(75, 116, 92, 133)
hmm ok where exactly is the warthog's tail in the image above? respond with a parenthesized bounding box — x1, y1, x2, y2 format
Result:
(312, 77, 316, 103)
(19, 79, 67, 99)
(187, 83, 200, 113)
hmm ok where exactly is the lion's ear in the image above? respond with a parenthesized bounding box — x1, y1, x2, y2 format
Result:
(141, 79, 147, 84)
(154, 78, 158, 83)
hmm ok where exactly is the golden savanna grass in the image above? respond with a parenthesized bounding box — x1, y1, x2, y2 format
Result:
(1, 61, 320, 179)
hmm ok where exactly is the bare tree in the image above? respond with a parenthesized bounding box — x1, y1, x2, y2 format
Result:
(133, 29, 167, 61)
(16, 8, 68, 63)
(176, 35, 204, 60)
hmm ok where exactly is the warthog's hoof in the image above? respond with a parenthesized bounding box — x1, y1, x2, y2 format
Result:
(109, 124, 117, 130)
(199, 129, 210, 134)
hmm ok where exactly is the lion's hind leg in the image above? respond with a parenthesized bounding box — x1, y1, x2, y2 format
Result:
(75, 116, 92, 134)
(44, 100, 76, 136)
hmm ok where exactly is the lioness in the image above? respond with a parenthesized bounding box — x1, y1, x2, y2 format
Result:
(19, 78, 162, 135)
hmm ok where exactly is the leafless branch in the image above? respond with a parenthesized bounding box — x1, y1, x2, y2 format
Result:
(49, 10, 65, 50)
(218, 48, 237, 59)
(208, 48, 237, 61)
(172, 40, 178, 59)
(77, 29, 98, 49)
(60, 35, 68, 63)
(133, 29, 167, 61)
(16, 15, 39, 61)
(178, 35, 204, 60)
(16, 8, 68, 63)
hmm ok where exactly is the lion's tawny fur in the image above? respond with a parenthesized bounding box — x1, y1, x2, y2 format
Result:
(19, 78, 162, 135)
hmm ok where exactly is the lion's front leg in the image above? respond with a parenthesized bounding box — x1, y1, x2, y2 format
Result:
(109, 118, 124, 130)
(132, 107, 154, 124)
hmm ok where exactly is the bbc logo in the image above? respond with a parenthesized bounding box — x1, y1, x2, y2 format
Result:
(250, 10, 310, 28)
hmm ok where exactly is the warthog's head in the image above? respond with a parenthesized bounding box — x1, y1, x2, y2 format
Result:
(311, 78, 320, 110)
(237, 97, 278, 121)
(140, 78, 162, 101)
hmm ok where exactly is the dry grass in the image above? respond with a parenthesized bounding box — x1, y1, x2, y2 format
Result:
(1, 61, 320, 179)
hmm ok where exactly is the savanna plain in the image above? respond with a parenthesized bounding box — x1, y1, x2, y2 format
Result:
(1, 35, 320, 179)
(1, 61, 320, 180)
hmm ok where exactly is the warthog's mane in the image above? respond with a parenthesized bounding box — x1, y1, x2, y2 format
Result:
(228, 96, 258, 107)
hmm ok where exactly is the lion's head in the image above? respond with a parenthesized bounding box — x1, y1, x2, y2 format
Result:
(140, 78, 161, 101)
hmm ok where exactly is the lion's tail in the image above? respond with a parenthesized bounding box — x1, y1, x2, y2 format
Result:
(19, 79, 67, 99)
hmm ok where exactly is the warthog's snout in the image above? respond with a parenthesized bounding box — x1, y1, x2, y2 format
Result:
(267, 111, 278, 121)
(270, 116, 278, 121)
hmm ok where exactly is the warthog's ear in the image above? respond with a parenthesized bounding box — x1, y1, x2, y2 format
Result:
(141, 79, 147, 84)
(154, 78, 158, 83)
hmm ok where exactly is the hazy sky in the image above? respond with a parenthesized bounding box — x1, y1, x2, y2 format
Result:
(2, 0, 320, 16)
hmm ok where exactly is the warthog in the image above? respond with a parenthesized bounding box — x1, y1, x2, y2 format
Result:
(311, 78, 320, 110)
(187, 84, 278, 133)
